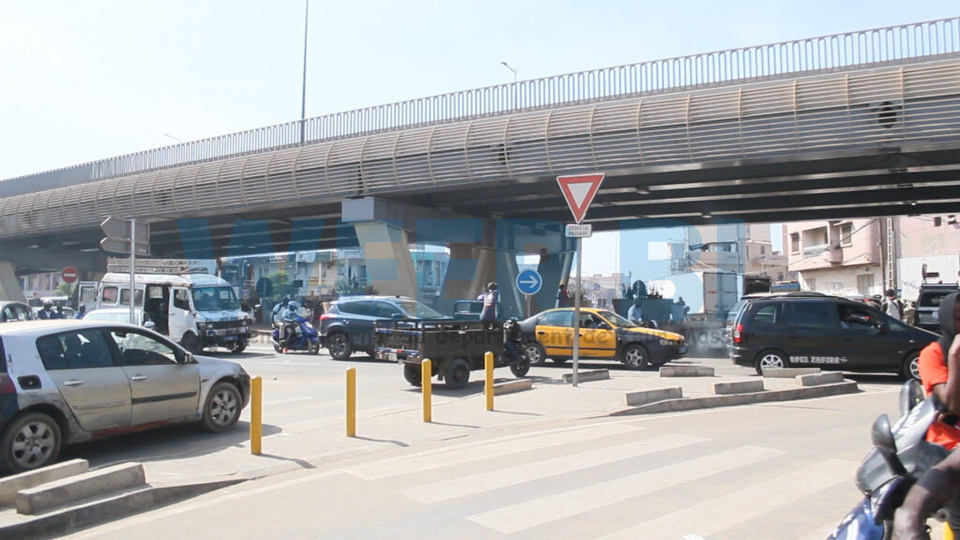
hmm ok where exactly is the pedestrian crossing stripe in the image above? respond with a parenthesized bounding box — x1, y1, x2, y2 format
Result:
(348, 422, 641, 480)
(401, 433, 708, 503)
(466, 445, 785, 534)
(596, 458, 856, 539)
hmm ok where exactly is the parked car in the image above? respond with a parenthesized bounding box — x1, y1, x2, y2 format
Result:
(0, 320, 250, 474)
(518, 307, 686, 369)
(0, 301, 35, 323)
(722, 292, 825, 341)
(319, 296, 448, 360)
(83, 308, 154, 327)
(914, 283, 959, 333)
(728, 295, 938, 379)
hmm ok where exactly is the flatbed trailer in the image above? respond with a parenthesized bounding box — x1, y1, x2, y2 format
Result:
(374, 319, 529, 389)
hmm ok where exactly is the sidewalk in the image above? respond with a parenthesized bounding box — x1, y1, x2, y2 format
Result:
(139, 357, 858, 486)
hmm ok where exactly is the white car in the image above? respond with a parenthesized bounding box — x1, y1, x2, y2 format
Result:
(83, 307, 154, 327)
(0, 320, 250, 474)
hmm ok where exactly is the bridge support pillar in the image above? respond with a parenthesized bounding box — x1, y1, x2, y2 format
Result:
(533, 252, 574, 312)
(0, 261, 27, 303)
(350, 221, 418, 298)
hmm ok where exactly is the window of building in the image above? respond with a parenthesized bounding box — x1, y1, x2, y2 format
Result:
(760, 245, 766, 255)
(839, 223, 854, 246)
(790, 233, 800, 254)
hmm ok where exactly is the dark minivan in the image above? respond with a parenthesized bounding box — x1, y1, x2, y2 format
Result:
(728, 295, 938, 380)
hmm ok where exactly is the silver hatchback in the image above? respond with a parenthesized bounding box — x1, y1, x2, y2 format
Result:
(0, 320, 250, 474)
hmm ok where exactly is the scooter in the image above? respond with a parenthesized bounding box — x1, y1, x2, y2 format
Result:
(271, 316, 321, 354)
(828, 380, 948, 539)
(501, 318, 530, 377)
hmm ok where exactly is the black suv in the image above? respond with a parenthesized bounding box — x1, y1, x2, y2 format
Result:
(914, 283, 959, 333)
(319, 296, 446, 360)
(728, 295, 938, 380)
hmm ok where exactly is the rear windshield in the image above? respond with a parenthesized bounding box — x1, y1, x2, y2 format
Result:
(919, 291, 955, 308)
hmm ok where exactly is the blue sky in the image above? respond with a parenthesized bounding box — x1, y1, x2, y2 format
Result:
(1, 1, 956, 275)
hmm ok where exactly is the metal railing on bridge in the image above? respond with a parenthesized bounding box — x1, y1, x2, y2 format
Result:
(3, 16, 959, 194)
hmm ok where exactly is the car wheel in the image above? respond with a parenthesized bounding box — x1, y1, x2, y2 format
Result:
(551, 358, 568, 366)
(229, 339, 247, 354)
(623, 344, 650, 370)
(180, 332, 200, 353)
(510, 355, 531, 377)
(902, 352, 922, 381)
(202, 382, 242, 433)
(0, 412, 62, 475)
(755, 349, 789, 375)
(327, 332, 352, 360)
(403, 364, 422, 386)
(445, 358, 470, 390)
(524, 343, 546, 366)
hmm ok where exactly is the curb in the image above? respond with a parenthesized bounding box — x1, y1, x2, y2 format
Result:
(0, 479, 244, 540)
(609, 381, 859, 416)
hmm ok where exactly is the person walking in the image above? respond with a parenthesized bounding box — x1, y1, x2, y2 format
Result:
(74, 305, 86, 319)
(556, 283, 571, 308)
(883, 288, 904, 321)
(627, 296, 643, 324)
(37, 301, 56, 320)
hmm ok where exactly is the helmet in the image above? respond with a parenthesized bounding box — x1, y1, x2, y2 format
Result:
(287, 301, 300, 311)
(487, 282, 498, 291)
(43, 301, 53, 308)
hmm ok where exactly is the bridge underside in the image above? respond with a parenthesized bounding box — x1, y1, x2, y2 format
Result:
(4, 144, 957, 261)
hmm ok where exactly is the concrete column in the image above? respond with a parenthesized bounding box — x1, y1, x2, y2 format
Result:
(495, 250, 523, 319)
(351, 222, 418, 298)
(534, 251, 574, 312)
(437, 244, 497, 315)
(0, 261, 26, 302)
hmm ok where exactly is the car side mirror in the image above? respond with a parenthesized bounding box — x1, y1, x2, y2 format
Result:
(144, 321, 156, 330)
(182, 352, 196, 364)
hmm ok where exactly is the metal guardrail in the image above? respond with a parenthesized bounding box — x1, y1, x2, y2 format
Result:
(1, 17, 958, 194)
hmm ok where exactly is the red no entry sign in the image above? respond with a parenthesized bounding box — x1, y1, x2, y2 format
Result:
(62, 266, 79, 284)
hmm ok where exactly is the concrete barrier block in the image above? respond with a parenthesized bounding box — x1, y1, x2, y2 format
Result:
(713, 380, 765, 395)
(660, 365, 715, 377)
(484, 379, 533, 396)
(796, 372, 845, 386)
(0, 459, 89, 506)
(561, 370, 610, 384)
(17, 462, 146, 515)
(762, 367, 821, 378)
(625, 387, 683, 407)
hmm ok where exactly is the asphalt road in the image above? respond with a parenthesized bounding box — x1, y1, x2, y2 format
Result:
(57, 343, 920, 540)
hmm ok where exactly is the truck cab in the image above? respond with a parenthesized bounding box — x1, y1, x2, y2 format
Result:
(90, 270, 252, 353)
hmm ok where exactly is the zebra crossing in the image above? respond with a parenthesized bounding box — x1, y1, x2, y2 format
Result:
(339, 418, 860, 539)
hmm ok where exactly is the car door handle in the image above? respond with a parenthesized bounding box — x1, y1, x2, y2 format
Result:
(130, 375, 147, 381)
(63, 380, 84, 387)
(537, 331, 546, 335)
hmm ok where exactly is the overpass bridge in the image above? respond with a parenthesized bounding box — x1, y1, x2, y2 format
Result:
(1, 18, 959, 312)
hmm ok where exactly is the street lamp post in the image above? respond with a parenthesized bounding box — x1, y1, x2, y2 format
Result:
(500, 61, 518, 109)
(299, 0, 310, 145)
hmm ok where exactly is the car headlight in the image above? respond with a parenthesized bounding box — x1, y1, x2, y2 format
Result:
(242, 318, 251, 326)
(197, 322, 209, 330)
(659, 339, 677, 346)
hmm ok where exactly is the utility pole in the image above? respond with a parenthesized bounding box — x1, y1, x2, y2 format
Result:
(299, 0, 310, 145)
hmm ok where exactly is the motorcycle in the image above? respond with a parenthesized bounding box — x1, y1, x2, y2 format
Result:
(828, 380, 949, 539)
(502, 318, 530, 377)
(271, 316, 321, 354)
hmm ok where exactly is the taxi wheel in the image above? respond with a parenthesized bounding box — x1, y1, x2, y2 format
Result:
(902, 352, 921, 381)
(403, 364, 422, 386)
(524, 343, 546, 366)
(623, 344, 650, 370)
(755, 349, 789, 375)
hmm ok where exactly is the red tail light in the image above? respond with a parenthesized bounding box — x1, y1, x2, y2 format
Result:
(732, 324, 744, 345)
(319, 314, 331, 321)
(0, 375, 15, 395)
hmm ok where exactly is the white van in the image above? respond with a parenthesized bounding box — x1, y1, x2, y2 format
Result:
(80, 271, 252, 353)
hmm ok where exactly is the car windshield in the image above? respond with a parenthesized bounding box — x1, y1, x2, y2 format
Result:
(192, 286, 240, 311)
(596, 310, 636, 328)
(399, 300, 444, 319)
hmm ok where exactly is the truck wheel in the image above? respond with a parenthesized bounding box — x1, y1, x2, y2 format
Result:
(510, 356, 531, 377)
(524, 343, 546, 366)
(445, 358, 470, 389)
(623, 344, 650, 370)
(755, 349, 789, 375)
(0, 412, 62, 475)
(327, 332, 352, 360)
(180, 332, 200, 353)
(403, 364, 422, 386)
(229, 339, 247, 354)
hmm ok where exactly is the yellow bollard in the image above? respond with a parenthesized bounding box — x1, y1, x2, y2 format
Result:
(250, 375, 262, 455)
(346, 367, 356, 437)
(946, 523, 955, 540)
(485, 351, 494, 411)
(422, 359, 432, 423)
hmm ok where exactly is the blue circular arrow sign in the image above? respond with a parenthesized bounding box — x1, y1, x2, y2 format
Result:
(516, 269, 542, 296)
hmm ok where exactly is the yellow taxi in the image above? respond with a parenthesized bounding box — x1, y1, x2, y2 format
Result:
(518, 307, 686, 369)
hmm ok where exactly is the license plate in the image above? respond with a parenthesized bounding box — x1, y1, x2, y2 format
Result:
(679, 346, 688, 355)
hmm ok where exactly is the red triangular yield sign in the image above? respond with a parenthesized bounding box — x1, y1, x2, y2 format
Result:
(557, 173, 605, 224)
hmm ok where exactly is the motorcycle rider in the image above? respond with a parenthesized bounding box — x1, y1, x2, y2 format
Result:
(277, 300, 300, 348)
(899, 292, 960, 537)
(37, 301, 57, 320)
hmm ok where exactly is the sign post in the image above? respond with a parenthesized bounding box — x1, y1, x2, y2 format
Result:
(515, 269, 542, 318)
(100, 217, 150, 324)
(557, 173, 605, 387)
